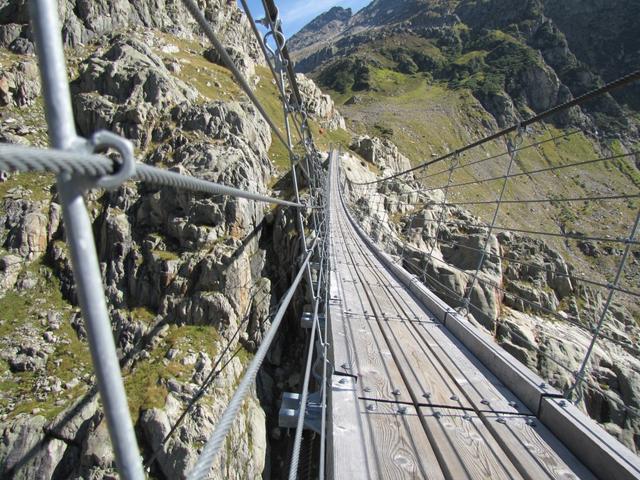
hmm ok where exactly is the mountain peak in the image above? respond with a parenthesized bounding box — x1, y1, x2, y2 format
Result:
(289, 6, 353, 55)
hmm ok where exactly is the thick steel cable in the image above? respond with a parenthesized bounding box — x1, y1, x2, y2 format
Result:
(30, 1, 144, 478)
(179, 0, 294, 156)
(414, 128, 584, 182)
(187, 240, 318, 480)
(354, 69, 640, 185)
(0, 144, 303, 208)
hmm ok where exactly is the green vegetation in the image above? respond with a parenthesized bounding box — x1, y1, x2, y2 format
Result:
(0, 171, 54, 203)
(152, 249, 180, 261)
(0, 260, 91, 420)
(154, 33, 241, 103)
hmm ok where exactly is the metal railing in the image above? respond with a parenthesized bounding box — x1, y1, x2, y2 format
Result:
(0, 0, 331, 479)
(340, 71, 640, 434)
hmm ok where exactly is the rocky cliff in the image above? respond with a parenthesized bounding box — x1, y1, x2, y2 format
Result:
(291, 0, 640, 369)
(0, 1, 336, 478)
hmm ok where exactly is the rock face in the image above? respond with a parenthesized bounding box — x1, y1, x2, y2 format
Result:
(0, 0, 333, 477)
(295, 73, 345, 130)
(341, 138, 640, 453)
(350, 135, 411, 175)
(0, 0, 263, 73)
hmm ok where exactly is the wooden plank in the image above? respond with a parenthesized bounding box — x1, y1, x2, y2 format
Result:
(416, 324, 532, 415)
(361, 249, 532, 415)
(418, 407, 523, 480)
(356, 400, 445, 480)
(335, 234, 414, 404)
(329, 268, 358, 372)
(480, 413, 597, 480)
(376, 315, 474, 409)
(330, 376, 370, 480)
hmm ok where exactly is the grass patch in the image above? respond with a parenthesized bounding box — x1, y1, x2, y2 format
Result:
(0, 259, 92, 420)
(124, 324, 222, 416)
(151, 249, 180, 261)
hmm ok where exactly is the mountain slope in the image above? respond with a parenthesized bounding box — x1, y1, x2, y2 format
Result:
(291, 0, 639, 130)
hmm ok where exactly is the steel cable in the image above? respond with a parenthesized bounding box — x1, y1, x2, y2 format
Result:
(0, 144, 303, 207)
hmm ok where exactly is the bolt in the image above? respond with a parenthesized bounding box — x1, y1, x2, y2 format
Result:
(509, 401, 517, 408)
(559, 400, 567, 407)
(527, 418, 536, 427)
(481, 399, 490, 405)
(392, 389, 401, 396)
(497, 417, 507, 424)
(540, 382, 547, 389)
(450, 395, 459, 401)
(423, 393, 431, 400)
(363, 386, 371, 393)
(367, 404, 376, 412)
(463, 414, 471, 421)
(398, 406, 407, 415)
(339, 378, 348, 385)
(341, 363, 350, 370)
(434, 412, 442, 420)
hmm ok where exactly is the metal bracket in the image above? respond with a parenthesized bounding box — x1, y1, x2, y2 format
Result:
(279, 391, 322, 433)
(301, 310, 325, 330)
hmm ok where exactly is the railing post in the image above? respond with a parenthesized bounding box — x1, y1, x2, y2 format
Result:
(29, 1, 144, 478)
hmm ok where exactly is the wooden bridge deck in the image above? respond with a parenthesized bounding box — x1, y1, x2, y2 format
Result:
(326, 155, 595, 479)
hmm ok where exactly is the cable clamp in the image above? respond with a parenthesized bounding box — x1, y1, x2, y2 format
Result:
(89, 130, 136, 189)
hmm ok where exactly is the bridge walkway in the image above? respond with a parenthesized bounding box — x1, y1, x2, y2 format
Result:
(326, 152, 595, 480)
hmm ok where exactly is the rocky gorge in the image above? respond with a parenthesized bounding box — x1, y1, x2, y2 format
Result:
(0, 0, 639, 477)
(0, 0, 344, 478)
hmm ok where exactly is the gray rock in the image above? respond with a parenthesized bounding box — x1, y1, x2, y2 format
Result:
(81, 420, 114, 469)
(0, 254, 22, 291)
(295, 73, 346, 130)
(0, 414, 68, 479)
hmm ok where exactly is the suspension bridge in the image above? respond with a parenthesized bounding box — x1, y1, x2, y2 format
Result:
(0, 0, 639, 479)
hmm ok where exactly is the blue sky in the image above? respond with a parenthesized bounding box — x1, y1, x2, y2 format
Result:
(241, 0, 370, 36)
